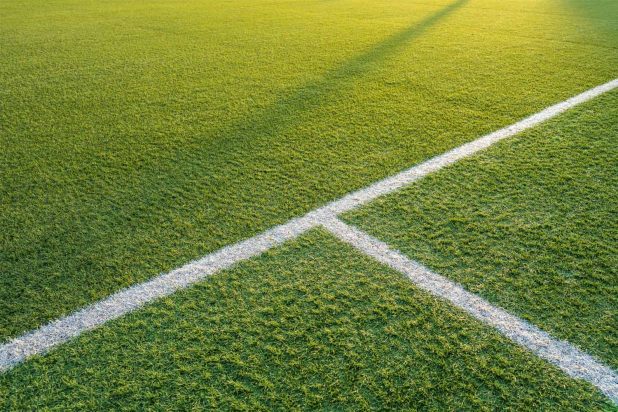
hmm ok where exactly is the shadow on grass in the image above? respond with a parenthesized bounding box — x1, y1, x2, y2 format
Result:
(558, 0, 618, 49)
(149, 0, 471, 217)
(223, 0, 469, 142)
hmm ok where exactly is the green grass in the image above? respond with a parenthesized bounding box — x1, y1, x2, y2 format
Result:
(344, 90, 618, 369)
(1, 0, 618, 340)
(0, 230, 612, 410)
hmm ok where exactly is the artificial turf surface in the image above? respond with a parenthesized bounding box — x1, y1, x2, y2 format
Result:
(0, 230, 613, 410)
(2, 0, 618, 341)
(344, 90, 618, 370)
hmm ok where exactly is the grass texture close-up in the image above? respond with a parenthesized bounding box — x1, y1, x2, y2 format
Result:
(344, 90, 618, 370)
(2, 0, 618, 340)
(0, 230, 613, 410)
(1, 0, 618, 409)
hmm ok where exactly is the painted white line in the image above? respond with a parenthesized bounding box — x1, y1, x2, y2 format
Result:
(1, 78, 617, 373)
(321, 216, 618, 403)
(0, 214, 320, 372)
(319, 78, 618, 215)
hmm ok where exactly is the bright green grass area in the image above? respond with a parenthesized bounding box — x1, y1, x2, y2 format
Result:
(0, 230, 612, 410)
(344, 91, 618, 369)
(2, 0, 618, 340)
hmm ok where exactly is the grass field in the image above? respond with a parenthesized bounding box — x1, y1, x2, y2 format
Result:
(1, 0, 617, 409)
(0, 231, 613, 410)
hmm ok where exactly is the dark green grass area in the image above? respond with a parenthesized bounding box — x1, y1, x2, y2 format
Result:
(344, 91, 618, 369)
(0, 230, 612, 410)
(1, 0, 618, 340)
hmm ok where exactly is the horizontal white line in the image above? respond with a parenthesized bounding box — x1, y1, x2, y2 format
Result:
(321, 216, 618, 403)
(1, 78, 617, 374)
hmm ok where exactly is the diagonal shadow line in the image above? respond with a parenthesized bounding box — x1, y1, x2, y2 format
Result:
(219, 0, 469, 144)
(153, 0, 469, 179)
(0, 0, 468, 341)
(139, 0, 471, 220)
(143, 0, 470, 211)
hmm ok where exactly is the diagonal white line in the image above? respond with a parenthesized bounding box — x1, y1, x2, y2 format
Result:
(320, 78, 618, 215)
(320, 216, 618, 403)
(1, 78, 617, 374)
(0, 214, 320, 372)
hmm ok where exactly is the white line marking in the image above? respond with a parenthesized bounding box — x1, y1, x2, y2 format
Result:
(1, 78, 617, 374)
(319, 78, 618, 215)
(320, 216, 618, 403)
(0, 214, 319, 372)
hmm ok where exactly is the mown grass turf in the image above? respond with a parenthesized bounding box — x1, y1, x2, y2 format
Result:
(344, 91, 618, 369)
(0, 230, 613, 410)
(2, 0, 618, 340)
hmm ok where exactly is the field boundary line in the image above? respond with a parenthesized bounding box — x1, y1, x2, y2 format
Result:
(1, 78, 617, 373)
(320, 216, 618, 403)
